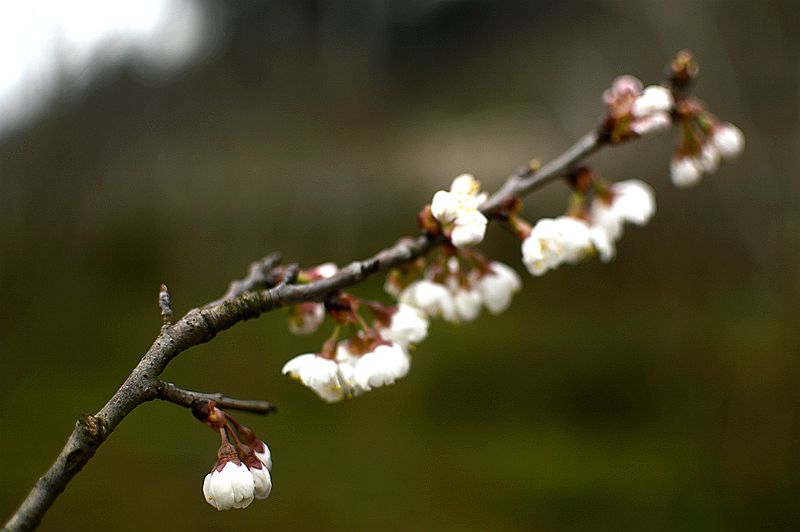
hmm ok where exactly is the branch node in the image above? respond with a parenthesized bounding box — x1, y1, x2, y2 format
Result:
(158, 283, 173, 326)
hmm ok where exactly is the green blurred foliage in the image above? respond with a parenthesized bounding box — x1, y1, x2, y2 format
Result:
(1, 1, 799, 530)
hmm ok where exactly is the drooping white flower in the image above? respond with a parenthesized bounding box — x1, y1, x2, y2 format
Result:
(248, 462, 272, 500)
(670, 156, 703, 187)
(251, 439, 272, 471)
(430, 173, 488, 248)
(399, 280, 456, 322)
(452, 287, 483, 322)
(477, 262, 521, 314)
(711, 122, 745, 159)
(203, 460, 256, 511)
(589, 226, 616, 263)
(521, 216, 595, 275)
(281, 353, 347, 403)
(553, 216, 593, 264)
(609, 180, 656, 226)
(586, 180, 655, 261)
(450, 209, 488, 248)
(379, 303, 429, 348)
(522, 220, 560, 276)
(632, 85, 673, 118)
(353, 342, 410, 391)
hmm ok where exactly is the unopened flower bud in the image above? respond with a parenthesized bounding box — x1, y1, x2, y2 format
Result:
(711, 122, 745, 159)
(202, 444, 255, 511)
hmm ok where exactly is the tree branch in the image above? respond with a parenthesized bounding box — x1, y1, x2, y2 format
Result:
(155, 381, 277, 415)
(4, 129, 602, 532)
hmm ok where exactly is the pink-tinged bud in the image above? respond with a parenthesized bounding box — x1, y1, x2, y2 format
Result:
(670, 157, 703, 188)
(711, 122, 745, 159)
(630, 112, 672, 136)
(603, 75, 643, 105)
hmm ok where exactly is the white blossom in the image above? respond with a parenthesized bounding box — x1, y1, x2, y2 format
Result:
(522, 218, 562, 275)
(609, 180, 656, 226)
(712, 122, 745, 159)
(632, 85, 673, 117)
(249, 463, 272, 500)
(670, 156, 703, 187)
(252, 440, 272, 471)
(399, 280, 456, 322)
(586, 180, 655, 261)
(379, 303, 429, 348)
(450, 209, 488, 248)
(430, 173, 488, 248)
(477, 262, 521, 314)
(553, 216, 593, 264)
(353, 342, 410, 391)
(452, 287, 483, 322)
(281, 353, 347, 403)
(203, 461, 255, 511)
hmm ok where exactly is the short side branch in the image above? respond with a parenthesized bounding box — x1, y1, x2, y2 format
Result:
(155, 381, 276, 415)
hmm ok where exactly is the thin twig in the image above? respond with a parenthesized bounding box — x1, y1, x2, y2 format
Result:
(4, 130, 602, 532)
(209, 251, 282, 306)
(155, 381, 276, 415)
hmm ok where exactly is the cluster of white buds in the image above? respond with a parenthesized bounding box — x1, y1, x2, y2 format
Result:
(430, 174, 489, 248)
(513, 168, 655, 274)
(282, 248, 521, 401)
(670, 114, 744, 188)
(602, 75, 674, 142)
(194, 402, 272, 511)
(282, 294, 429, 402)
(399, 255, 521, 323)
(664, 49, 744, 187)
(286, 263, 338, 334)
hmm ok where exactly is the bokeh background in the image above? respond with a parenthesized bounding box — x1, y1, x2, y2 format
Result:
(1, 1, 798, 530)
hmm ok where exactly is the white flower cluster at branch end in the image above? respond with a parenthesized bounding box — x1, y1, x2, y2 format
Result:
(202, 439, 272, 511)
(431, 174, 488, 248)
(670, 122, 744, 188)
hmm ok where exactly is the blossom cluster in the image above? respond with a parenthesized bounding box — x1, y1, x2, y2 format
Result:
(603, 75, 674, 142)
(520, 178, 655, 273)
(430, 174, 488, 248)
(670, 109, 744, 187)
(195, 403, 272, 511)
(282, 248, 521, 401)
(282, 303, 426, 402)
(277, 52, 742, 411)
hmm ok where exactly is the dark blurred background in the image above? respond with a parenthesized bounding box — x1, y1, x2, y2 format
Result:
(1, 1, 798, 530)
